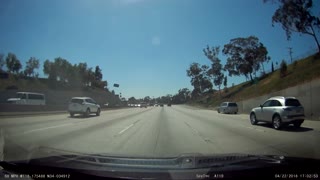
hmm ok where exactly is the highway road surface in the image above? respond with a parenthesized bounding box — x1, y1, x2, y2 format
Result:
(1, 105, 320, 161)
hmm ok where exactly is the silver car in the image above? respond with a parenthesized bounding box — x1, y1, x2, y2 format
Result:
(250, 96, 305, 130)
(217, 102, 238, 114)
(68, 97, 101, 117)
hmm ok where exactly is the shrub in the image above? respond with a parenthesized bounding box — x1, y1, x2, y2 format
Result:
(293, 61, 298, 69)
(280, 60, 287, 78)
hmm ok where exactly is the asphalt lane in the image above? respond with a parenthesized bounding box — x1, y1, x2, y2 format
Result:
(1, 105, 320, 161)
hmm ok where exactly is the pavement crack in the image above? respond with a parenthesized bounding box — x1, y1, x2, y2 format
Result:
(184, 121, 213, 144)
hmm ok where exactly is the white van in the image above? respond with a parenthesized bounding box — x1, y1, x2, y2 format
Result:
(7, 92, 46, 105)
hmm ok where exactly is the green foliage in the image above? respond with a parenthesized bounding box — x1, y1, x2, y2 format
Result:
(280, 60, 288, 77)
(6, 53, 22, 74)
(203, 45, 224, 93)
(293, 61, 298, 69)
(0, 53, 5, 70)
(267, 0, 320, 52)
(95, 66, 103, 81)
(24, 57, 40, 77)
(187, 63, 213, 94)
(171, 88, 191, 104)
(223, 76, 227, 88)
(43, 58, 106, 89)
(222, 36, 269, 82)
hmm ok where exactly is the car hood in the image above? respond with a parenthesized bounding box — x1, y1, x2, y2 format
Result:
(1, 146, 320, 179)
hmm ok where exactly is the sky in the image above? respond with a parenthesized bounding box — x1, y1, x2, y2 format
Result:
(0, 0, 319, 99)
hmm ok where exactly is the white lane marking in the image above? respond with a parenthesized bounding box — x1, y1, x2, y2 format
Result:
(19, 123, 73, 135)
(118, 124, 134, 135)
(24, 123, 73, 133)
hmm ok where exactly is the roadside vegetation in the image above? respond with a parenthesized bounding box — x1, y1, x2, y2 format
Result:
(185, 0, 320, 108)
(188, 53, 320, 108)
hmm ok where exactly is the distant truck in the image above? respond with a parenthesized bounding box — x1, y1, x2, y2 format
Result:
(7, 92, 46, 105)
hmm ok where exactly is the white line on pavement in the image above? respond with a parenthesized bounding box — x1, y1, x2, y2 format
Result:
(22, 123, 74, 134)
(118, 124, 134, 135)
(6, 123, 75, 137)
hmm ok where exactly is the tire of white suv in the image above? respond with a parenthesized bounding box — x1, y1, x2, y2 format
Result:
(250, 113, 258, 125)
(85, 108, 90, 117)
(272, 115, 282, 130)
(96, 108, 101, 116)
(70, 113, 74, 117)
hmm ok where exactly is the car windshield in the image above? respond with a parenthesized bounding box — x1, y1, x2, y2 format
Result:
(285, 99, 301, 107)
(0, 0, 320, 178)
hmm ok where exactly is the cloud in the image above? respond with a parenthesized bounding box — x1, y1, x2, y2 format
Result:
(151, 36, 161, 46)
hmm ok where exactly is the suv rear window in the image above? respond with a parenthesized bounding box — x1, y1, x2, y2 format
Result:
(285, 99, 301, 106)
(228, 103, 237, 107)
(71, 99, 83, 104)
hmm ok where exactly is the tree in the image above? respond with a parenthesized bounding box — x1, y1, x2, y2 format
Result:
(223, 76, 227, 88)
(77, 62, 88, 85)
(43, 57, 73, 83)
(265, 0, 320, 53)
(43, 59, 57, 81)
(6, 53, 22, 74)
(187, 63, 213, 94)
(223, 76, 228, 93)
(172, 88, 191, 104)
(24, 57, 40, 77)
(203, 45, 224, 96)
(272, 61, 275, 72)
(0, 54, 5, 71)
(95, 66, 103, 81)
(222, 36, 269, 82)
(187, 63, 203, 93)
(143, 96, 151, 103)
(86, 67, 95, 86)
(280, 59, 287, 77)
(128, 97, 137, 104)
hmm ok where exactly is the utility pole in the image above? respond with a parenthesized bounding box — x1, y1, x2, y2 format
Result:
(288, 47, 293, 63)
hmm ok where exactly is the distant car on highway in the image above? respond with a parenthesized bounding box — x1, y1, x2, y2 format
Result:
(167, 103, 172, 107)
(160, 104, 164, 107)
(68, 97, 101, 117)
(217, 102, 238, 114)
(250, 96, 305, 130)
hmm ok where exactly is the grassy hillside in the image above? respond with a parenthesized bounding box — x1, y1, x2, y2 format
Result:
(189, 53, 320, 108)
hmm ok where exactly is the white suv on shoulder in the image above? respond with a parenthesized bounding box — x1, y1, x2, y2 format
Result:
(250, 96, 304, 130)
(68, 97, 101, 117)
